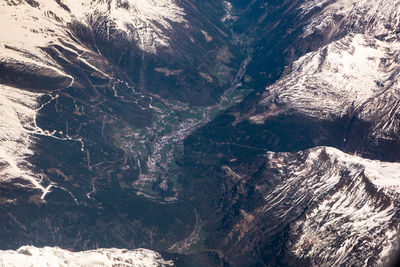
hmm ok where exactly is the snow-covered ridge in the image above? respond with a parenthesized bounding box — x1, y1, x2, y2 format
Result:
(259, 34, 400, 130)
(66, 0, 187, 53)
(300, 0, 400, 41)
(252, 0, 400, 140)
(256, 146, 400, 266)
(0, 0, 186, 62)
(0, 246, 174, 267)
(0, 0, 78, 82)
(256, 31, 400, 139)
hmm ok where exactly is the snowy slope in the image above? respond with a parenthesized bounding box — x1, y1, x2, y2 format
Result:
(0, 246, 173, 267)
(0, 85, 42, 188)
(0, 0, 187, 97)
(65, 0, 187, 53)
(258, 34, 400, 137)
(226, 147, 400, 266)
(252, 0, 400, 141)
(0, 0, 186, 56)
(289, 148, 400, 266)
(300, 0, 400, 41)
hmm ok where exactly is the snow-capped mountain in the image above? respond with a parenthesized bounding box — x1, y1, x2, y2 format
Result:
(253, 0, 400, 141)
(258, 33, 400, 139)
(300, 0, 400, 42)
(266, 147, 400, 266)
(218, 0, 399, 162)
(0, 246, 173, 267)
(1, 0, 186, 56)
(217, 146, 400, 266)
(247, 1, 400, 264)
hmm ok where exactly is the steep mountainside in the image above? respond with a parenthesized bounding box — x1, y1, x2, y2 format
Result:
(216, 147, 400, 266)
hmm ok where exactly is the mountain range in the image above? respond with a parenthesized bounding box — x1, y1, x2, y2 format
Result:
(0, 0, 399, 266)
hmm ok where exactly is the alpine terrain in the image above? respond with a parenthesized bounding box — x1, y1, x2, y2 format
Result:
(0, 0, 399, 266)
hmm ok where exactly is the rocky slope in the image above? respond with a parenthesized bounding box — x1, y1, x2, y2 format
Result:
(220, 147, 400, 266)
(254, 33, 400, 154)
